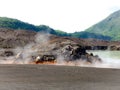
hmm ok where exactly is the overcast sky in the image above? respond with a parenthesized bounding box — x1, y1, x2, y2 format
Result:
(0, 0, 120, 33)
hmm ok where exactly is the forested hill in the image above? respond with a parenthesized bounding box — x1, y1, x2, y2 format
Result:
(0, 17, 57, 34)
(0, 16, 116, 41)
(85, 10, 120, 40)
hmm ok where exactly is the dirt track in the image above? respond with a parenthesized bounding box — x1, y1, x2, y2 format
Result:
(0, 64, 120, 90)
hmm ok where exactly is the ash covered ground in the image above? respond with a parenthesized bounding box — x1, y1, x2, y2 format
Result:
(0, 28, 120, 67)
(0, 31, 102, 66)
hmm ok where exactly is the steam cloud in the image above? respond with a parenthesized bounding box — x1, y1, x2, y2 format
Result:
(88, 51, 120, 69)
(0, 32, 120, 69)
(0, 33, 50, 64)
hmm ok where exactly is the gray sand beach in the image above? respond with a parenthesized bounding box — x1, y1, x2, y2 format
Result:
(0, 64, 120, 90)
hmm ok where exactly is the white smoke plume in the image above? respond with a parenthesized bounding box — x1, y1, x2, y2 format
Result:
(86, 51, 120, 69)
(0, 32, 120, 69)
(0, 33, 51, 64)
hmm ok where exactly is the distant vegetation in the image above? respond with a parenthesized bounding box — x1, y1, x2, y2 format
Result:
(86, 10, 120, 40)
(1, 9, 120, 42)
(71, 31, 112, 40)
(0, 17, 38, 31)
(0, 17, 56, 33)
(0, 17, 70, 37)
(55, 30, 70, 36)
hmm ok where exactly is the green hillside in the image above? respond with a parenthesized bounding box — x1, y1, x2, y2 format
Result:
(0, 17, 57, 34)
(0, 16, 116, 40)
(0, 17, 38, 31)
(70, 31, 112, 40)
(86, 10, 120, 40)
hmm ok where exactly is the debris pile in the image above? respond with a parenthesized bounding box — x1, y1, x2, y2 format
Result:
(0, 33, 102, 65)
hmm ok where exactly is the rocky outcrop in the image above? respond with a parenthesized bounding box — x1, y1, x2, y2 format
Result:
(0, 28, 120, 64)
(27, 38, 102, 64)
(109, 45, 120, 50)
(60, 44, 101, 63)
(0, 28, 120, 50)
(0, 28, 36, 48)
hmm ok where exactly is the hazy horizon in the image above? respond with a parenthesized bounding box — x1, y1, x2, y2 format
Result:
(0, 0, 120, 33)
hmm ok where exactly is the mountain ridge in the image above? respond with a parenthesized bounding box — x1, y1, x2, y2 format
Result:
(0, 17, 112, 40)
(1, 9, 120, 41)
(0, 17, 57, 34)
(85, 10, 120, 40)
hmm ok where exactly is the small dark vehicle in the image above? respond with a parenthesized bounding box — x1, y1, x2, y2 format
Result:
(35, 55, 56, 64)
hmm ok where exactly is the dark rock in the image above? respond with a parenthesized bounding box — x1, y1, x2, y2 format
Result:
(3, 50, 14, 57)
(60, 44, 101, 63)
(109, 45, 120, 50)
